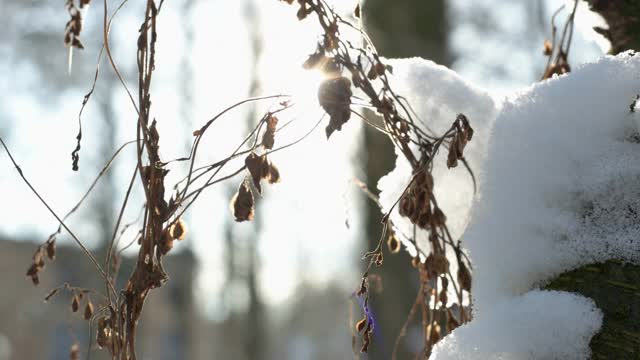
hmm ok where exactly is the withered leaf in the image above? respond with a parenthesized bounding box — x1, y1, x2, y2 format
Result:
(245, 152, 267, 194)
(318, 77, 353, 139)
(232, 182, 255, 222)
(267, 162, 281, 184)
(262, 115, 279, 149)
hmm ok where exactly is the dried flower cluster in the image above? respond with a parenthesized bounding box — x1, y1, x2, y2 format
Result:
(281, 0, 475, 355)
(6, 0, 486, 358)
(64, 0, 90, 50)
(25, 238, 56, 285)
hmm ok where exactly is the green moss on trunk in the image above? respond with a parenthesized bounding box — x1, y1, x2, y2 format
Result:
(544, 260, 640, 359)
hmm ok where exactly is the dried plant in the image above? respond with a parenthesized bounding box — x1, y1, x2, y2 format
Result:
(0, 0, 481, 358)
(280, 0, 475, 356)
(541, 0, 579, 80)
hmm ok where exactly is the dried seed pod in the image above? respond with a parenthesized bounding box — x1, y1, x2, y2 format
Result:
(33, 249, 45, 269)
(447, 140, 459, 168)
(367, 65, 378, 80)
(425, 253, 450, 276)
(433, 207, 446, 226)
(355, 318, 367, 333)
(83, 301, 94, 320)
(71, 294, 80, 312)
(26, 263, 39, 277)
(97, 317, 113, 349)
(411, 256, 420, 268)
(387, 234, 400, 254)
(441, 276, 449, 290)
(170, 218, 187, 240)
(439, 289, 448, 306)
(543, 39, 552, 56)
(375, 61, 386, 77)
(428, 323, 441, 344)
(267, 162, 281, 184)
(458, 263, 472, 292)
(46, 239, 56, 260)
(447, 308, 460, 330)
(70, 343, 80, 360)
(232, 182, 255, 222)
(159, 231, 174, 255)
(374, 252, 383, 267)
(30, 274, 40, 286)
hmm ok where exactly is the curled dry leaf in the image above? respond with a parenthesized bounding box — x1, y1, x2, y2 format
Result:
(318, 76, 353, 139)
(159, 230, 174, 255)
(46, 239, 56, 260)
(261, 115, 279, 150)
(245, 152, 267, 194)
(232, 181, 255, 222)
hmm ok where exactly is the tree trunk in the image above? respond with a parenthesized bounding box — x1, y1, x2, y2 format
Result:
(586, 0, 640, 54)
(544, 260, 640, 358)
(543, 4, 640, 358)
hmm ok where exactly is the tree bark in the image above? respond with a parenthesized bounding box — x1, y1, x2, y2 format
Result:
(543, 4, 640, 358)
(586, 0, 640, 54)
(544, 261, 640, 358)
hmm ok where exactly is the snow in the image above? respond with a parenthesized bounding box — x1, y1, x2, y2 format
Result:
(431, 290, 602, 360)
(378, 58, 496, 256)
(378, 52, 640, 358)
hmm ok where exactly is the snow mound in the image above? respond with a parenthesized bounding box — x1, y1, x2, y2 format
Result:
(379, 52, 640, 358)
(378, 58, 496, 254)
(431, 290, 602, 360)
(465, 52, 640, 311)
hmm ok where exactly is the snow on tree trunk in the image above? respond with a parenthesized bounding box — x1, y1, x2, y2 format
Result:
(379, 52, 640, 358)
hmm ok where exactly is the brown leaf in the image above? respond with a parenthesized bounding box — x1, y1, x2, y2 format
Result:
(232, 182, 255, 222)
(267, 162, 281, 184)
(458, 263, 472, 292)
(245, 152, 267, 194)
(46, 239, 56, 260)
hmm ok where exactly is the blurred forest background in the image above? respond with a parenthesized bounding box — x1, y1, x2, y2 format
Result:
(0, 0, 604, 359)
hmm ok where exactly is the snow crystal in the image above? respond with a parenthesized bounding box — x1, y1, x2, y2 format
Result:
(378, 52, 640, 358)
